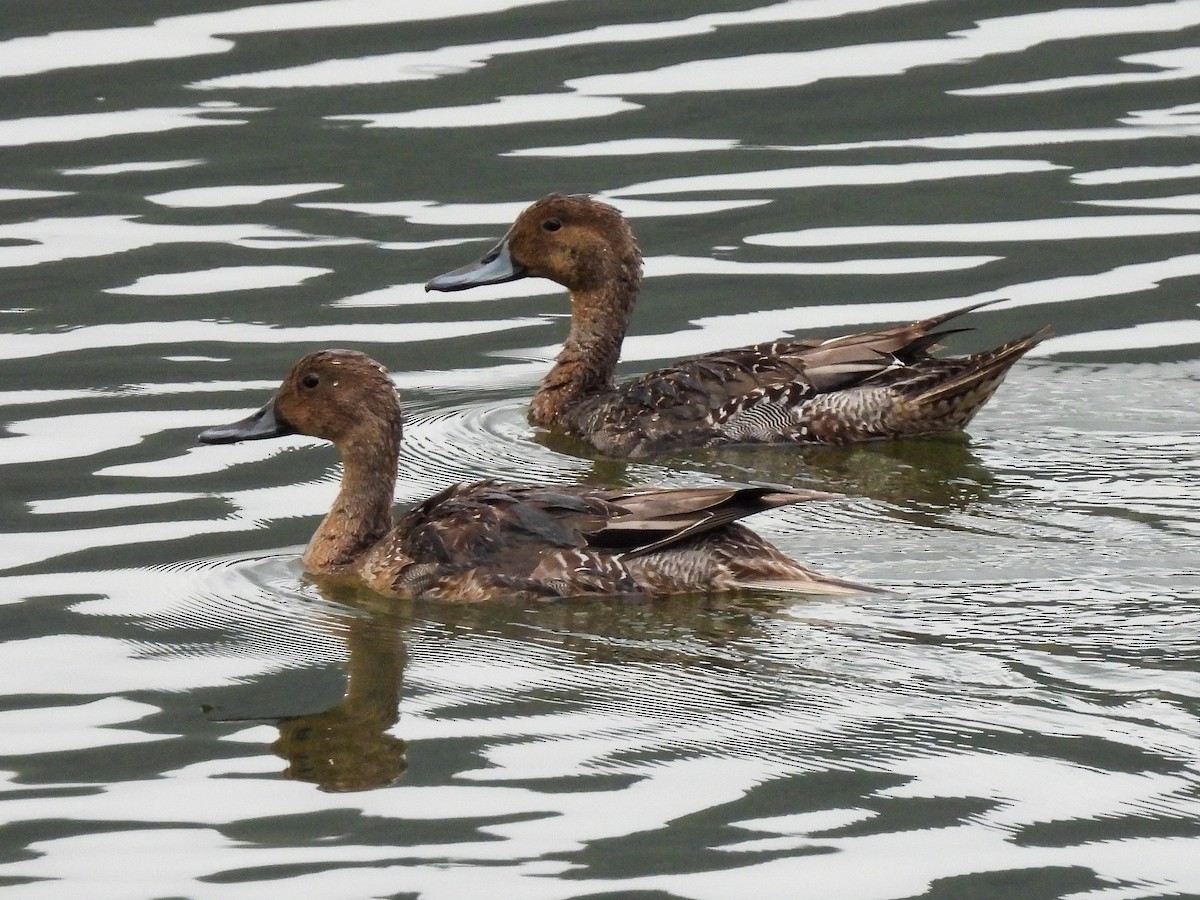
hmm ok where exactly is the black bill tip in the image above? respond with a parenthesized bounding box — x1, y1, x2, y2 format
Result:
(425, 239, 527, 292)
(199, 398, 296, 444)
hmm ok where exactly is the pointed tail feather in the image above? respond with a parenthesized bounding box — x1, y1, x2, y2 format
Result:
(614, 486, 845, 560)
(912, 297, 1012, 331)
(732, 571, 883, 596)
(910, 326, 1050, 410)
(757, 488, 847, 507)
(801, 299, 1013, 371)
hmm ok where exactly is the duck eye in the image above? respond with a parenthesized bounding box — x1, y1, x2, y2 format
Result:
(542, 218, 562, 232)
(301, 373, 320, 389)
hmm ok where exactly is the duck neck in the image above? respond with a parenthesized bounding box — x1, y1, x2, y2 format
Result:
(303, 419, 400, 574)
(530, 277, 637, 427)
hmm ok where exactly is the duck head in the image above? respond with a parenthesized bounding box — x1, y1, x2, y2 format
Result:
(425, 193, 642, 295)
(199, 349, 401, 448)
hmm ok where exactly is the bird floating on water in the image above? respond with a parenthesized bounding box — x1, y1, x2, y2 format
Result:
(199, 349, 873, 602)
(426, 193, 1049, 458)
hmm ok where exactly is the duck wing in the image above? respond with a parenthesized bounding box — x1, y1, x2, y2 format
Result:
(373, 481, 847, 600)
(586, 483, 841, 557)
(394, 481, 838, 560)
(626, 299, 1003, 411)
(582, 300, 1047, 452)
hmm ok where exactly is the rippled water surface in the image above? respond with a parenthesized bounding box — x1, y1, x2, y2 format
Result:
(2, 2, 1199, 898)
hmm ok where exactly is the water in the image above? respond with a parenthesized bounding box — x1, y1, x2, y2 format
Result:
(2, 1, 1199, 897)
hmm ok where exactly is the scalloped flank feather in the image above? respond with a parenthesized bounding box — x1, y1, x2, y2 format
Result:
(426, 195, 1050, 458)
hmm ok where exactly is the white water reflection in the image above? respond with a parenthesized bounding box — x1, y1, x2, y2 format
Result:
(0, 389, 98, 407)
(567, 1, 1200, 96)
(0, 217, 360, 269)
(61, 159, 204, 176)
(1035, 319, 1200, 354)
(747, 214, 1200, 246)
(0, 698, 162, 755)
(0, 317, 547, 361)
(0, 104, 259, 147)
(0, 409, 233, 466)
(338, 254, 1000, 309)
(331, 94, 641, 128)
(100, 438, 289, 478)
(0, 189, 73, 202)
(494, 252, 1200, 364)
(303, 196, 771, 224)
(953, 46, 1200, 96)
(1074, 162, 1200, 184)
(1083, 194, 1200, 211)
(504, 137, 740, 157)
(30, 492, 205, 515)
(5, 561, 1197, 898)
(650, 819, 1200, 900)
(340, 252, 1200, 371)
(106, 266, 333, 296)
(645, 255, 1002, 276)
(146, 183, 342, 208)
(781, 101, 1200, 152)
(193, 0, 934, 91)
(610, 159, 1065, 196)
(0, 634, 268, 692)
(3, 0, 1200, 897)
(0, 0, 567, 79)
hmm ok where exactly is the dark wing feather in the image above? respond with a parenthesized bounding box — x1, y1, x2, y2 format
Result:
(609, 301, 1002, 419)
(589, 484, 840, 559)
(573, 300, 1045, 452)
(392, 481, 836, 567)
(368, 481, 867, 600)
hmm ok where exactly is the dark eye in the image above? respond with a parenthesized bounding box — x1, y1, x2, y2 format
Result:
(301, 373, 320, 389)
(542, 218, 562, 232)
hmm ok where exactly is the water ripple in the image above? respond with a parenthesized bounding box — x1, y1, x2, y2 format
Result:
(3, 0, 1200, 896)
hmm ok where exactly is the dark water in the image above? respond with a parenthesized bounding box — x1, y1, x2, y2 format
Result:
(2, 2, 1199, 898)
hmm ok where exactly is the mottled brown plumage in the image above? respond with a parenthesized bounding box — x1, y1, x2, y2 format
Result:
(426, 193, 1050, 458)
(199, 350, 871, 602)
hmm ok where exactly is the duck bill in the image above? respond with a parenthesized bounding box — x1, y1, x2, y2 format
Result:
(199, 397, 297, 445)
(424, 238, 527, 292)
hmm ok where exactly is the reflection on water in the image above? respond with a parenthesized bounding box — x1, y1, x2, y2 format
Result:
(3, 0, 1200, 896)
(7, 529, 1193, 895)
(209, 598, 410, 793)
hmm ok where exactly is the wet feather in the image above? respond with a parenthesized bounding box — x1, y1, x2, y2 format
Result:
(199, 350, 873, 603)
(425, 194, 1050, 458)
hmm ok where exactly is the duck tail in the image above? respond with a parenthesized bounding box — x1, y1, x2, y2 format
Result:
(732, 569, 883, 596)
(912, 297, 1010, 331)
(899, 299, 1018, 356)
(900, 326, 1050, 428)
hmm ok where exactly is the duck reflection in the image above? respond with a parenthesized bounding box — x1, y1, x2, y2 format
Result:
(207, 587, 411, 793)
(539, 427, 1000, 520)
(684, 436, 999, 510)
(401, 589, 800, 680)
(254, 592, 811, 784)
(198, 594, 873, 783)
(271, 608, 408, 792)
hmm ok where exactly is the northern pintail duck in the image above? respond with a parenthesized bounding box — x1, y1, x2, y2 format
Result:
(426, 193, 1050, 458)
(199, 350, 870, 602)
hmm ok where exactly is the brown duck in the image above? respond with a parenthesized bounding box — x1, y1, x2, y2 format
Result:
(426, 193, 1050, 458)
(199, 350, 871, 602)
